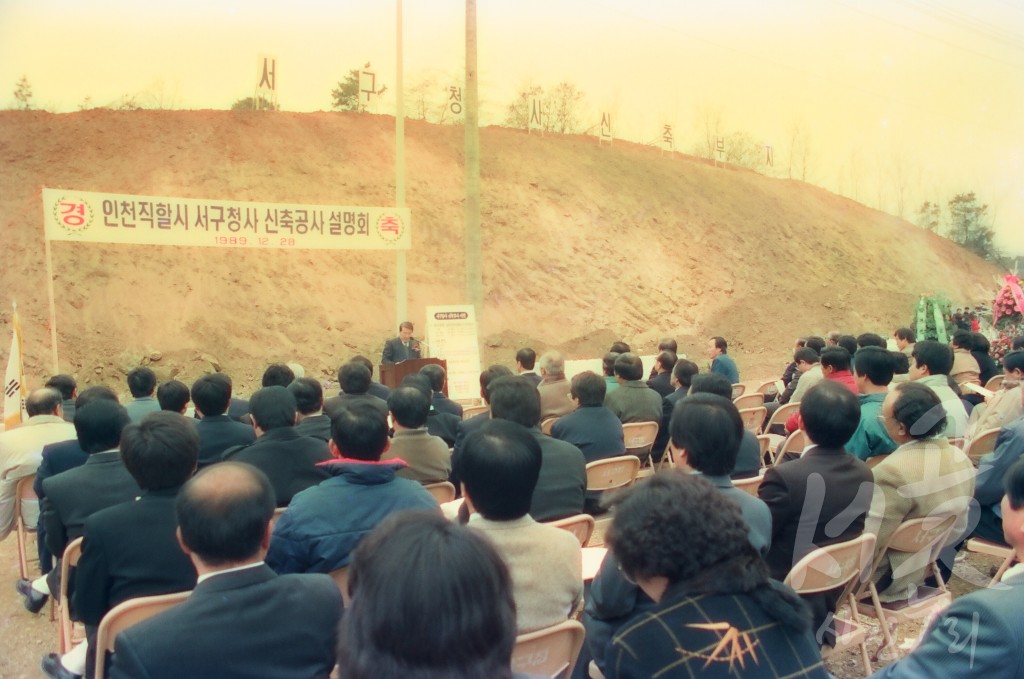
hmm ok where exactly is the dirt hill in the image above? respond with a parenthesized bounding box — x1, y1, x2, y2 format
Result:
(0, 109, 1001, 393)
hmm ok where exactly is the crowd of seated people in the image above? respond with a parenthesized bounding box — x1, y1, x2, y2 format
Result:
(2, 328, 1023, 679)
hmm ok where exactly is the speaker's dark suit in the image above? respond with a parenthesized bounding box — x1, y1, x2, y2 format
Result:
(109, 565, 341, 679)
(222, 428, 331, 507)
(381, 336, 421, 365)
(195, 415, 255, 468)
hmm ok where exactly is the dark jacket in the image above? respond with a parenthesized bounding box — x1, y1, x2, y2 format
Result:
(645, 372, 674, 398)
(550, 405, 625, 463)
(294, 414, 332, 442)
(222, 428, 331, 507)
(322, 392, 389, 421)
(529, 429, 587, 522)
(431, 392, 463, 418)
(195, 414, 255, 467)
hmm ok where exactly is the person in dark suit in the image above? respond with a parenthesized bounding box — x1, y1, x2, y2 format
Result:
(515, 347, 542, 387)
(191, 373, 256, 467)
(34, 386, 120, 574)
(19, 401, 138, 614)
(647, 338, 677, 380)
(550, 371, 625, 463)
(42, 412, 199, 679)
(323, 362, 389, 421)
(289, 378, 332, 442)
(380, 320, 422, 365)
(489, 376, 586, 522)
(108, 462, 342, 679)
(401, 374, 461, 447)
(757, 380, 873, 645)
(689, 373, 762, 479)
(645, 350, 677, 398)
(451, 365, 513, 493)
(420, 363, 463, 418)
(651, 359, 699, 462)
(350, 355, 391, 401)
(155, 380, 190, 414)
(223, 387, 330, 507)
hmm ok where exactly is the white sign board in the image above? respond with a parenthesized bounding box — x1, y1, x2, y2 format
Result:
(425, 305, 481, 403)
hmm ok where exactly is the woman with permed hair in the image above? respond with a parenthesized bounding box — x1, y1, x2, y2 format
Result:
(337, 511, 520, 679)
(603, 471, 829, 678)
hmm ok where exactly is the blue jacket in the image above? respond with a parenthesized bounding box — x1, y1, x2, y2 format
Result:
(847, 393, 897, 461)
(266, 459, 439, 574)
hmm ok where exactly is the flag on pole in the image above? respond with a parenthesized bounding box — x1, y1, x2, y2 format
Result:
(4, 303, 26, 430)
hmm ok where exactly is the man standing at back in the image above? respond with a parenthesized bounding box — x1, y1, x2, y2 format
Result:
(708, 336, 739, 384)
(108, 463, 342, 679)
(123, 367, 161, 422)
(381, 321, 421, 365)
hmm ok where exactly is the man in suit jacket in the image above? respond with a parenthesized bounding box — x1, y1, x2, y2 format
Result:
(388, 387, 452, 484)
(536, 351, 575, 421)
(108, 462, 341, 679)
(44, 412, 199, 679)
(869, 456, 1024, 679)
(603, 353, 662, 425)
(289, 378, 332, 442)
(515, 347, 543, 387)
(350, 355, 391, 401)
(451, 365, 513, 492)
(651, 359, 699, 462)
(645, 351, 677, 398)
(489, 376, 586, 522)
(191, 374, 255, 467)
(19, 401, 138, 614)
(688, 373, 763, 478)
(223, 387, 330, 507)
(123, 367, 161, 423)
(550, 371, 624, 464)
(323, 361, 389, 421)
(420, 363, 463, 418)
(380, 320, 422, 365)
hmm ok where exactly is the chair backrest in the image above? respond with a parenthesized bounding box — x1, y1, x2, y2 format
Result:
(547, 514, 595, 547)
(733, 392, 765, 409)
(732, 473, 764, 497)
(58, 537, 85, 653)
(984, 374, 1004, 392)
(94, 590, 190, 679)
(15, 472, 37, 523)
(330, 566, 351, 607)
(784, 533, 877, 595)
(424, 481, 457, 504)
(621, 421, 658, 458)
(965, 427, 1001, 466)
(755, 379, 779, 397)
(511, 619, 586, 679)
(585, 455, 640, 493)
(755, 435, 770, 460)
(883, 514, 958, 555)
(462, 404, 488, 420)
(540, 417, 559, 435)
(731, 383, 746, 399)
(775, 429, 807, 463)
(737, 406, 767, 434)
(765, 402, 801, 432)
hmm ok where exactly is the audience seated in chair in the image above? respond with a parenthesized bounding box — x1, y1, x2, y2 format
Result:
(551, 371, 625, 464)
(288, 377, 332, 442)
(537, 351, 575, 420)
(603, 353, 662, 426)
(451, 364, 514, 493)
(846, 346, 898, 461)
(123, 368, 160, 423)
(707, 335, 740, 384)
(908, 340, 969, 438)
(689, 374, 762, 479)
(651, 358, 699, 462)
(191, 374, 255, 467)
(515, 347, 542, 387)
(645, 350, 677, 398)
(387, 386, 452, 484)
(420, 363, 463, 418)
(323, 361, 389, 421)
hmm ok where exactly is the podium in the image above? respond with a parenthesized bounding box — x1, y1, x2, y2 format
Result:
(380, 358, 448, 395)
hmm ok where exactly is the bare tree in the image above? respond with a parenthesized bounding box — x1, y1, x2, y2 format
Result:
(504, 82, 543, 129)
(13, 75, 32, 110)
(544, 82, 585, 134)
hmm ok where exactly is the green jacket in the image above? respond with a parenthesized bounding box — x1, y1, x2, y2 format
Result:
(847, 393, 897, 460)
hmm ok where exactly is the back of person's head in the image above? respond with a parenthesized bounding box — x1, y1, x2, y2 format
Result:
(401, 374, 433, 398)
(190, 373, 232, 417)
(912, 340, 954, 376)
(515, 348, 536, 370)
(340, 512, 516, 679)
(177, 462, 275, 567)
(971, 333, 990, 354)
(126, 367, 157, 398)
(1003, 350, 1024, 375)
(248, 386, 297, 431)
(488, 376, 541, 429)
(658, 337, 678, 353)
(853, 347, 894, 386)
(670, 394, 742, 476)
(820, 346, 851, 372)
(951, 330, 974, 351)
(613, 352, 644, 381)
(288, 377, 323, 416)
(461, 420, 542, 520)
(120, 411, 198, 490)
(349, 355, 375, 379)
(75, 385, 119, 409)
(672, 359, 699, 391)
(26, 388, 62, 417)
(602, 352, 620, 377)
(570, 371, 606, 407)
(894, 327, 916, 343)
(75, 400, 131, 454)
(891, 382, 947, 439)
(331, 404, 389, 460)
(45, 374, 77, 401)
(156, 380, 190, 412)
(688, 373, 732, 399)
(805, 336, 826, 354)
(537, 351, 565, 378)
(261, 363, 295, 388)
(388, 386, 431, 428)
(339, 361, 372, 395)
(609, 341, 631, 354)
(856, 333, 886, 349)
(419, 364, 447, 392)
(800, 381, 861, 448)
(710, 336, 728, 353)
(891, 350, 910, 375)
(794, 347, 820, 365)
(656, 350, 677, 372)
(479, 365, 513, 403)
(827, 331, 842, 345)
(837, 335, 858, 357)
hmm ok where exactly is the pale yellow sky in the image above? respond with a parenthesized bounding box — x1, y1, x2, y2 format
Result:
(2, 0, 1023, 255)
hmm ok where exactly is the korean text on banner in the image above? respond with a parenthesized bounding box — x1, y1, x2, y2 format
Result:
(3, 307, 26, 430)
(42, 188, 411, 251)
(425, 306, 482, 403)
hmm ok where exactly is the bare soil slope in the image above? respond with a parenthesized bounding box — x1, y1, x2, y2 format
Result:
(0, 110, 1000, 391)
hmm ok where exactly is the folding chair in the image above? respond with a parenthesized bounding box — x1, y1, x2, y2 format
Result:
(14, 474, 39, 580)
(424, 481, 456, 504)
(963, 427, 1001, 467)
(330, 566, 351, 607)
(755, 379, 779, 399)
(461, 404, 488, 420)
(58, 537, 85, 654)
(94, 590, 190, 679)
(585, 456, 640, 494)
(733, 392, 764, 410)
(854, 514, 958, 659)
(983, 374, 1004, 392)
(548, 514, 595, 547)
(731, 383, 746, 399)
(784, 533, 877, 675)
(755, 435, 771, 468)
(732, 472, 765, 497)
(621, 421, 659, 465)
(773, 429, 808, 465)
(737, 406, 767, 434)
(541, 417, 560, 435)
(964, 538, 1017, 587)
(763, 402, 801, 448)
(511, 619, 585, 679)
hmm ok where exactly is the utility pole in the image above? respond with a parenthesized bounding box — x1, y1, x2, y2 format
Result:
(395, 0, 408, 327)
(464, 0, 482, 312)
